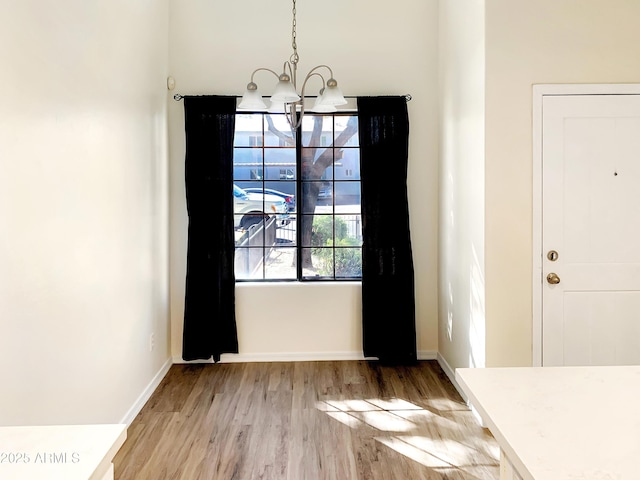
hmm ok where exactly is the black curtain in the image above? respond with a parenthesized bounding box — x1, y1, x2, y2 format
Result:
(182, 96, 238, 362)
(357, 96, 417, 364)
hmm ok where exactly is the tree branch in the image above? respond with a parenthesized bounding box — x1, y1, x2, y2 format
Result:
(265, 115, 295, 146)
(309, 115, 323, 150)
(312, 116, 358, 174)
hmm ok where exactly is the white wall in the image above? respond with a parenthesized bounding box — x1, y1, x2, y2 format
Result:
(438, 0, 486, 371)
(4, 1, 634, 423)
(168, 0, 439, 360)
(484, 0, 640, 366)
(438, 0, 640, 370)
(0, 0, 171, 425)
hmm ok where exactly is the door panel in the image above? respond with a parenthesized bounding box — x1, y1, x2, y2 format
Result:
(542, 94, 640, 366)
(563, 292, 640, 365)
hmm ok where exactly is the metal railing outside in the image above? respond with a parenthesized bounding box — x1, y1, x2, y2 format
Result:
(234, 217, 277, 278)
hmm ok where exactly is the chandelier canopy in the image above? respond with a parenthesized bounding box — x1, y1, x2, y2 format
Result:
(238, 0, 347, 127)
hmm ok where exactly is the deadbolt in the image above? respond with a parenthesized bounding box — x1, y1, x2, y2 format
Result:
(546, 272, 561, 284)
(547, 250, 559, 262)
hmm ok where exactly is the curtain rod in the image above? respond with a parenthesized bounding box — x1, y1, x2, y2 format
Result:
(172, 93, 412, 102)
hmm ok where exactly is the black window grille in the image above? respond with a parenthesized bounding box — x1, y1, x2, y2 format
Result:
(233, 112, 361, 281)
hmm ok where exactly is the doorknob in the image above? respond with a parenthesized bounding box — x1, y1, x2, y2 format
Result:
(547, 273, 560, 284)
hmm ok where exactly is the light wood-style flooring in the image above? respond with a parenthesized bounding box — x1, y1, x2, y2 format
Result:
(113, 360, 499, 480)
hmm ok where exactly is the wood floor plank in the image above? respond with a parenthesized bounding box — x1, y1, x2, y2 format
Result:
(114, 361, 499, 480)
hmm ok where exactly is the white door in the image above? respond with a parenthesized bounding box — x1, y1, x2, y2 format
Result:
(542, 93, 640, 366)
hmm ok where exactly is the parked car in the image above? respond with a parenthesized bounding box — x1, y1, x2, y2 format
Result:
(318, 182, 333, 199)
(233, 184, 289, 229)
(243, 187, 296, 213)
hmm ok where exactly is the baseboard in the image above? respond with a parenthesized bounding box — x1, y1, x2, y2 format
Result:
(174, 352, 369, 363)
(173, 349, 438, 364)
(120, 357, 172, 426)
(418, 350, 437, 360)
(436, 352, 485, 426)
(436, 352, 468, 402)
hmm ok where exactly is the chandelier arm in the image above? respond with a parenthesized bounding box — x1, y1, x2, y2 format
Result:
(305, 64, 335, 81)
(284, 102, 303, 131)
(299, 72, 327, 99)
(282, 60, 298, 88)
(249, 67, 281, 84)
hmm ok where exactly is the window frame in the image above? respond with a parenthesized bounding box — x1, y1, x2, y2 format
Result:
(233, 111, 362, 282)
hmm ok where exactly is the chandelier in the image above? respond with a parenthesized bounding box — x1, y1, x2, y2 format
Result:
(238, 0, 347, 128)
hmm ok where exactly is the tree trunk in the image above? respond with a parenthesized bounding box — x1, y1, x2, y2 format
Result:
(266, 114, 358, 271)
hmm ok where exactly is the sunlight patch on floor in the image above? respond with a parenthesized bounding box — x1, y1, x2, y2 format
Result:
(317, 396, 500, 476)
(375, 436, 451, 468)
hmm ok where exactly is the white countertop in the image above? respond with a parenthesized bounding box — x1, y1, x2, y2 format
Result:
(0, 424, 126, 479)
(456, 366, 640, 480)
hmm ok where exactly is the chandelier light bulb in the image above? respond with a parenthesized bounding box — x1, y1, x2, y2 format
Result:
(310, 89, 337, 113)
(319, 79, 347, 106)
(238, 82, 268, 110)
(271, 73, 301, 103)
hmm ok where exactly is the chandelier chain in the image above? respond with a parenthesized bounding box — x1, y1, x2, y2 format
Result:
(290, 0, 299, 67)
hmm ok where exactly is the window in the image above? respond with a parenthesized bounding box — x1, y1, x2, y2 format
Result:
(233, 112, 361, 281)
(279, 168, 294, 180)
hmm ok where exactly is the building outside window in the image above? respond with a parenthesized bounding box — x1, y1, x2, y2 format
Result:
(233, 112, 361, 281)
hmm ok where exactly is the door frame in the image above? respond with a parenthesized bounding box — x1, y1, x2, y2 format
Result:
(532, 83, 640, 366)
